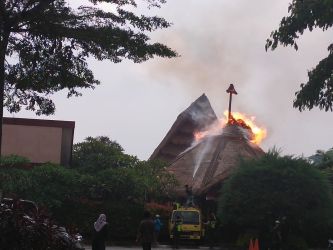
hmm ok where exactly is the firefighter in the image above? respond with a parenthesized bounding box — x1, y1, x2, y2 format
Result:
(205, 212, 217, 249)
(172, 215, 182, 249)
(271, 219, 282, 250)
(185, 185, 195, 207)
(173, 202, 180, 210)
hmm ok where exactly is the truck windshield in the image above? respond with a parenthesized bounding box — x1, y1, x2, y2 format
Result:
(171, 211, 200, 225)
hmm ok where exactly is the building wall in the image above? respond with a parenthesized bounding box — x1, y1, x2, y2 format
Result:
(2, 124, 62, 164)
(1, 118, 75, 166)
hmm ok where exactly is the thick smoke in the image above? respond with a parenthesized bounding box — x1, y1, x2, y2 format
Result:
(145, 0, 333, 157)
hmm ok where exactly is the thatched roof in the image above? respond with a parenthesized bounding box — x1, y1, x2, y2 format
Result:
(150, 94, 265, 197)
(168, 124, 265, 196)
(150, 94, 217, 163)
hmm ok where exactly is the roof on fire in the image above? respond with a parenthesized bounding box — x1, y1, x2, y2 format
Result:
(150, 94, 265, 197)
(149, 94, 217, 163)
(168, 124, 265, 196)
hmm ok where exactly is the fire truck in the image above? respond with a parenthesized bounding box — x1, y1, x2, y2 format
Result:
(168, 206, 204, 241)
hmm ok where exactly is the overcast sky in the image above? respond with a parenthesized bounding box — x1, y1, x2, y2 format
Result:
(5, 0, 333, 159)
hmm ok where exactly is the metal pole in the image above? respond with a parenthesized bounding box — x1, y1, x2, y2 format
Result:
(226, 84, 237, 123)
(228, 92, 232, 121)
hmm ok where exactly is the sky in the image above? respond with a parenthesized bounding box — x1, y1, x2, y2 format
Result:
(5, 0, 333, 160)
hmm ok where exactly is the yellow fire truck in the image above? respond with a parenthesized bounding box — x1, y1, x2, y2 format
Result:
(168, 206, 204, 241)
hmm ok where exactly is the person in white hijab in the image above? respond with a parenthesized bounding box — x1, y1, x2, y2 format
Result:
(92, 214, 108, 250)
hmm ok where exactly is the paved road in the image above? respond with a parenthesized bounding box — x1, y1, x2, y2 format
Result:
(83, 245, 212, 250)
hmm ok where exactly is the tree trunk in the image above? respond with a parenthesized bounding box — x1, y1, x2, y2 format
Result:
(0, 33, 9, 156)
(0, 47, 5, 156)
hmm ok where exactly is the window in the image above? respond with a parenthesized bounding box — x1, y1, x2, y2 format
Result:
(171, 211, 200, 225)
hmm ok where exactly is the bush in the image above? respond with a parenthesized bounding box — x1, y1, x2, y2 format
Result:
(0, 137, 177, 242)
(71, 136, 139, 174)
(218, 152, 333, 248)
(0, 163, 153, 240)
(0, 155, 30, 168)
(0, 199, 81, 250)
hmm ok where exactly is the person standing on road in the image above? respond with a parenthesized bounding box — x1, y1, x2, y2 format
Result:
(172, 215, 182, 249)
(136, 211, 155, 250)
(205, 212, 217, 249)
(153, 214, 163, 244)
(92, 214, 108, 250)
(271, 219, 283, 250)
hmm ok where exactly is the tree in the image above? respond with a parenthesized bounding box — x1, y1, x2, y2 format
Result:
(0, 145, 177, 239)
(0, 0, 177, 153)
(309, 148, 333, 196)
(72, 136, 139, 173)
(71, 136, 177, 199)
(309, 148, 333, 169)
(134, 159, 177, 201)
(266, 0, 333, 112)
(218, 151, 333, 249)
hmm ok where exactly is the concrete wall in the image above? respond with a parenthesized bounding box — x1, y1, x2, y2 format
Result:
(2, 124, 62, 164)
(1, 118, 75, 166)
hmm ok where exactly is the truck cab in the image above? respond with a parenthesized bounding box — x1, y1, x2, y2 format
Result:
(169, 207, 203, 240)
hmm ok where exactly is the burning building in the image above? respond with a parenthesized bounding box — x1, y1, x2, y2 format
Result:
(150, 89, 266, 201)
(150, 94, 218, 163)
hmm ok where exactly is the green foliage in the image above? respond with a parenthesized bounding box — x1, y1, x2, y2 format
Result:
(0, 155, 30, 167)
(72, 136, 139, 173)
(134, 160, 178, 201)
(28, 164, 92, 209)
(309, 148, 333, 169)
(71, 136, 177, 200)
(0, 136, 177, 240)
(218, 152, 333, 248)
(0, 164, 94, 207)
(266, 0, 333, 111)
(1, 0, 177, 115)
(0, 167, 32, 196)
(95, 167, 144, 201)
(309, 148, 333, 195)
(0, 164, 143, 237)
(102, 200, 143, 240)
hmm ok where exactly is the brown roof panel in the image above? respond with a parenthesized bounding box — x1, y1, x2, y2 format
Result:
(150, 94, 265, 198)
(150, 94, 217, 163)
(167, 124, 265, 197)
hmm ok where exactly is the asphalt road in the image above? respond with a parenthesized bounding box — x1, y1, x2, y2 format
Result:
(83, 245, 212, 250)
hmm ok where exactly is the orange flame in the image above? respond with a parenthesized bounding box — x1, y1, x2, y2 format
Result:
(224, 111, 267, 144)
(194, 131, 208, 141)
(194, 111, 267, 145)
